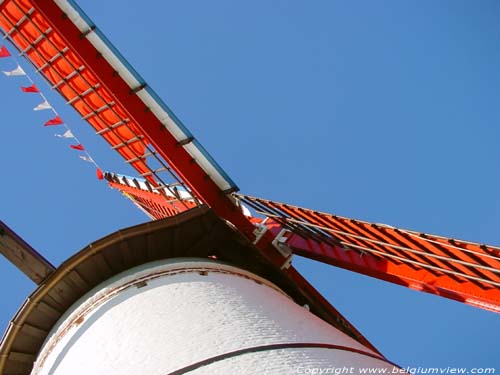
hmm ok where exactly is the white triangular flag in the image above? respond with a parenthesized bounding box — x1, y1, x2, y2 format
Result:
(33, 100, 52, 111)
(79, 155, 94, 163)
(55, 130, 74, 139)
(2, 65, 26, 76)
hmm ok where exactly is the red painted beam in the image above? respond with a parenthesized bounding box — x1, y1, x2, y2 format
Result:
(263, 219, 500, 313)
(237, 194, 500, 313)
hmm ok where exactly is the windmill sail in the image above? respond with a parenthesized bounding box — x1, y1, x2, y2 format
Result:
(237, 194, 500, 313)
(0, 0, 244, 225)
(102, 173, 500, 313)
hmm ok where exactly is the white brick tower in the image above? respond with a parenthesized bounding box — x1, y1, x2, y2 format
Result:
(1, 208, 396, 374)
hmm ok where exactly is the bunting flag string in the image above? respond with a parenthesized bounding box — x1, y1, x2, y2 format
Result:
(0, 43, 103, 178)
(70, 144, 85, 151)
(2, 64, 25, 76)
(55, 130, 74, 139)
(44, 116, 64, 126)
(33, 100, 52, 111)
(0, 45, 11, 58)
(21, 84, 39, 93)
(96, 168, 104, 180)
(79, 155, 94, 163)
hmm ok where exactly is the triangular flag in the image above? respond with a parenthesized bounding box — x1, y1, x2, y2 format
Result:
(79, 155, 94, 163)
(44, 116, 64, 126)
(3, 65, 25, 76)
(33, 100, 52, 111)
(0, 45, 11, 58)
(70, 144, 85, 151)
(55, 130, 74, 139)
(21, 84, 39, 93)
(96, 168, 104, 180)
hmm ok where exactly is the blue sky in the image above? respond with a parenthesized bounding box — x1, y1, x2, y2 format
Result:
(1, 0, 499, 369)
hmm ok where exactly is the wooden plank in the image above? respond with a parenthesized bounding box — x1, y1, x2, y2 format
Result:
(0, 221, 55, 285)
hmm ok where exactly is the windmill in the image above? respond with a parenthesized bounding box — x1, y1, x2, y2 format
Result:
(0, 0, 498, 374)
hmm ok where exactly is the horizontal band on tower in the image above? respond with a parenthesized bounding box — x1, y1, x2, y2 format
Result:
(168, 342, 396, 375)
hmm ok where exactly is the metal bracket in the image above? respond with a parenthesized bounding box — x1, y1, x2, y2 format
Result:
(271, 228, 293, 270)
(129, 83, 148, 95)
(253, 223, 293, 269)
(252, 217, 269, 245)
(177, 136, 194, 146)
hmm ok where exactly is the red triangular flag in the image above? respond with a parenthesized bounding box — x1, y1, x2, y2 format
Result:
(96, 168, 104, 180)
(21, 84, 39, 93)
(0, 45, 11, 58)
(44, 116, 64, 126)
(70, 144, 85, 151)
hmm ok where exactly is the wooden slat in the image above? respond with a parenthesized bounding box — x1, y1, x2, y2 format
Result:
(0, 221, 54, 285)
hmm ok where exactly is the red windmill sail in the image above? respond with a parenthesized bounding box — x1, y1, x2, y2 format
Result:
(102, 174, 500, 313)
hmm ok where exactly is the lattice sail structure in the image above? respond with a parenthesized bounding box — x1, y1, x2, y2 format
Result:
(0, 0, 256, 227)
(238, 195, 500, 313)
(105, 173, 199, 220)
(104, 175, 500, 313)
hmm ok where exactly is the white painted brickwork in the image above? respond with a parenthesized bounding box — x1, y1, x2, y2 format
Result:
(32, 259, 393, 374)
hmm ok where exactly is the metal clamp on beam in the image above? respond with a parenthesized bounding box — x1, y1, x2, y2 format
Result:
(177, 136, 194, 147)
(272, 228, 293, 269)
(129, 83, 147, 95)
(80, 25, 96, 39)
(252, 218, 269, 245)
